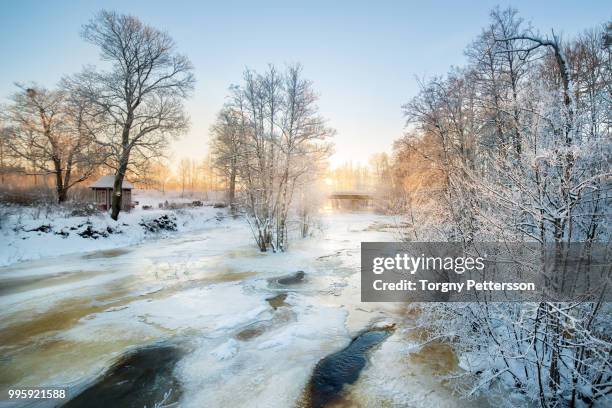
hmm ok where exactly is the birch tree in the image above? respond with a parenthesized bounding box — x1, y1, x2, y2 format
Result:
(210, 64, 333, 251)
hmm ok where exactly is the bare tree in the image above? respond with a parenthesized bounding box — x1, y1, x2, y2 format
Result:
(2, 84, 99, 202)
(275, 64, 334, 249)
(210, 64, 333, 251)
(150, 159, 172, 193)
(178, 158, 191, 197)
(466, 7, 532, 157)
(0, 124, 13, 185)
(76, 10, 195, 219)
(210, 104, 244, 209)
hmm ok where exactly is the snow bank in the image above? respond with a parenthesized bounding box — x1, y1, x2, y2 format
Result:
(0, 191, 227, 266)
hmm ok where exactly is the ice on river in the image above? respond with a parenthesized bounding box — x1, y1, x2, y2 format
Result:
(0, 210, 478, 407)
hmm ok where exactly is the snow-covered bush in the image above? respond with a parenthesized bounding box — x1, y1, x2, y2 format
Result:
(139, 214, 178, 233)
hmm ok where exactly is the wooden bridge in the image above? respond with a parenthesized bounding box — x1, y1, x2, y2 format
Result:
(327, 191, 375, 209)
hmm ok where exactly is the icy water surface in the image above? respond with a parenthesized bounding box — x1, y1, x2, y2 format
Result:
(0, 211, 488, 407)
(63, 343, 185, 408)
(305, 327, 394, 408)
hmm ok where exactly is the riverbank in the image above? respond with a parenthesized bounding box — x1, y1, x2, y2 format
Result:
(0, 191, 228, 267)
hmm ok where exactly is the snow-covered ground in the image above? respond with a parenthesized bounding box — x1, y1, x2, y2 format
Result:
(0, 208, 498, 407)
(0, 190, 226, 267)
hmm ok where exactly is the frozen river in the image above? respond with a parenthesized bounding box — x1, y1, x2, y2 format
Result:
(0, 211, 486, 407)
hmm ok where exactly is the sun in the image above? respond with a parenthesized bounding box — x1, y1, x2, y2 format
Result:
(324, 177, 333, 186)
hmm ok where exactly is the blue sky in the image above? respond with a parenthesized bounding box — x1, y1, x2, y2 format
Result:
(0, 1, 608, 167)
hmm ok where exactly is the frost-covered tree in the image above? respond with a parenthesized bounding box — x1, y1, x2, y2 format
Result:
(395, 9, 611, 407)
(210, 64, 333, 251)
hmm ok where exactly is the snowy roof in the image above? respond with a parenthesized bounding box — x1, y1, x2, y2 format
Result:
(90, 175, 133, 189)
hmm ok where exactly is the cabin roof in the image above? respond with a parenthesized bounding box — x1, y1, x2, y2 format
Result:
(89, 175, 133, 189)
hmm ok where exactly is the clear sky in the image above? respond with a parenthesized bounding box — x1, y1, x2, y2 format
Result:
(0, 1, 608, 168)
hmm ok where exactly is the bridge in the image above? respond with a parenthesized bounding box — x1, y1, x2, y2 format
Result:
(327, 191, 375, 209)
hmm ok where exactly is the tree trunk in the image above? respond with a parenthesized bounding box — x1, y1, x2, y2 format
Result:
(53, 159, 66, 203)
(112, 113, 133, 220)
(0, 139, 4, 185)
(58, 187, 68, 203)
(228, 165, 236, 211)
(111, 176, 124, 220)
(111, 178, 123, 220)
(111, 158, 129, 220)
(549, 311, 561, 396)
